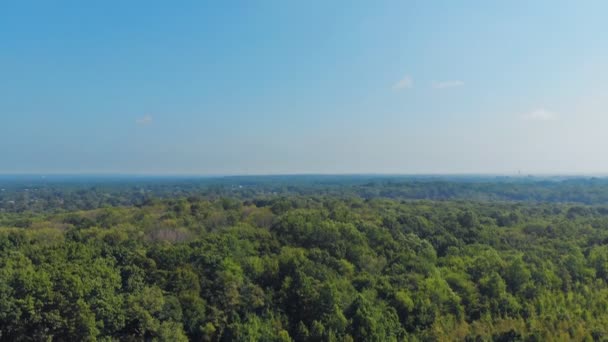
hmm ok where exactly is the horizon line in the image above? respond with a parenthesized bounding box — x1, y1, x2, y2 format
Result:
(1, 172, 608, 178)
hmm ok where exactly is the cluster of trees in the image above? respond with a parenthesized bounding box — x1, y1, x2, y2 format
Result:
(3, 194, 608, 341)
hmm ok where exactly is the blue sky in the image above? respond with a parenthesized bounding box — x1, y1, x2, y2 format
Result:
(2, 1, 608, 174)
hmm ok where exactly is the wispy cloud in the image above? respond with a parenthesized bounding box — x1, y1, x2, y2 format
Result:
(523, 109, 557, 121)
(136, 115, 153, 125)
(432, 80, 464, 89)
(393, 75, 413, 90)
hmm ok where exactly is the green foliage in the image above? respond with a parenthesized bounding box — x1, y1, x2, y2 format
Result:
(3, 190, 608, 340)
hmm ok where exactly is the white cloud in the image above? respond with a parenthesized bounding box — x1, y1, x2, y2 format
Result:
(136, 115, 153, 125)
(523, 109, 557, 121)
(432, 80, 464, 89)
(393, 75, 413, 90)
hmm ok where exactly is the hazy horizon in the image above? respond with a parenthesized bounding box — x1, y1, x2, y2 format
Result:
(2, 172, 608, 179)
(3, 1, 608, 174)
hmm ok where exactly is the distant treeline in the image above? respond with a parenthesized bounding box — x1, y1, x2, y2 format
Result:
(3, 176, 608, 212)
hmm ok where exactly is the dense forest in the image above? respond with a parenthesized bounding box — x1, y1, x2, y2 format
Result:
(3, 177, 608, 340)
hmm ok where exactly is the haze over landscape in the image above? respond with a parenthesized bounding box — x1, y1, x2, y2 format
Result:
(3, 1, 608, 175)
(7, 2, 608, 341)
